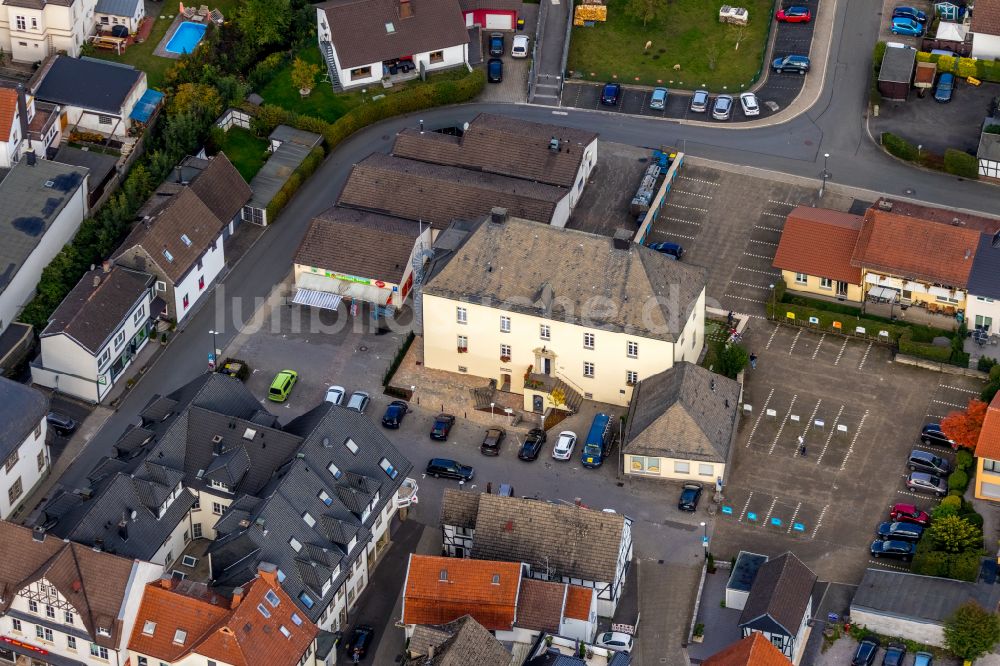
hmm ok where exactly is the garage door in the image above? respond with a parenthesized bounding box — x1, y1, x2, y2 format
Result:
(981, 482, 1000, 499)
(486, 12, 513, 29)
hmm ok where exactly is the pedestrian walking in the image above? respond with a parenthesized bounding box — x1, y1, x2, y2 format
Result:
(749, 353, 757, 369)
(727, 311, 735, 327)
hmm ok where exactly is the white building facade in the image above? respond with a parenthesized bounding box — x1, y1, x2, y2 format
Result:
(0, 0, 97, 63)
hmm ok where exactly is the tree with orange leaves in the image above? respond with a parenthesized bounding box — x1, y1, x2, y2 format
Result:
(941, 399, 988, 450)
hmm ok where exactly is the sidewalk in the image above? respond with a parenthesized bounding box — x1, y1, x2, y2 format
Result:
(529, 0, 570, 105)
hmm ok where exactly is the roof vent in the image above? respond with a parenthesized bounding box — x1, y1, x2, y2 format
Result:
(242, 427, 257, 440)
(965, 248, 972, 260)
(322, 437, 331, 448)
(239, 519, 251, 528)
(490, 207, 508, 225)
(612, 234, 631, 251)
(32, 526, 46, 542)
(93, 274, 101, 288)
(212, 434, 223, 444)
(25, 148, 36, 166)
(549, 136, 560, 152)
(877, 200, 893, 211)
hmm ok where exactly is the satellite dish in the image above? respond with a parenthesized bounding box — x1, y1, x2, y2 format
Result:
(462, 122, 470, 131)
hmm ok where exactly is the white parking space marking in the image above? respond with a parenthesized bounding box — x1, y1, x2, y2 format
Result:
(738, 491, 755, 522)
(672, 189, 713, 199)
(769, 394, 798, 455)
(763, 496, 779, 525)
(762, 212, 787, 218)
(932, 398, 967, 410)
(748, 239, 779, 247)
(839, 409, 870, 471)
(661, 216, 702, 226)
(766, 325, 781, 350)
(834, 338, 850, 365)
(660, 231, 698, 241)
(857, 342, 873, 370)
(745, 252, 777, 261)
(666, 203, 709, 213)
(868, 560, 909, 572)
(679, 176, 719, 186)
(811, 504, 829, 539)
(798, 399, 823, 449)
(926, 414, 948, 420)
(768, 200, 797, 207)
(747, 387, 775, 447)
(725, 294, 768, 303)
(897, 488, 932, 500)
(738, 266, 781, 277)
(754, 224, 783, 232)
(729, 280, 772, 290)
(815, 404, 845, 465)
(811, 333, 826, 359)
(788, 329, 803, 355)
(939, 384, 980, 394)
(786, 502, 802, 533)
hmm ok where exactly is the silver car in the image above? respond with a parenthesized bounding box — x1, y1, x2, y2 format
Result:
(690, 89, 709, 113)
(712, 94, 733, 120)
(906, 471, 947, 497)
(347, 391, 370, 414)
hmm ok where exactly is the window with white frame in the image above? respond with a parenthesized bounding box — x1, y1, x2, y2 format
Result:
(627, 340, 638, 358)
(289, 537, 302, 552)
(583, 332, 594, 349)
(67, 636, 76, 650)
(328, 462, 342, 479)
(113, 329, 126, 350)
(345, 438, 359, 454)
(65, 610, 74, 624)
(133, 304, 145, 325)
(36, 626, 53, 642)
(28, 600, 37, 613)
(500, 316, 511, 333)
(583, 362, 594, 378)
(674, 461, 690, 473)
(15, 16, 25, 30)
(98, 347, 111, 367)
(539, 324, 550, 340)
(500, 344, 511, 359)
(5, 450, 18, 471)
(90, 643, 109, 659)
(626, 370, 638, 385)
(795, 273, 808, 285)
(212, 502, 223, 515)
(698, 463, 714, 476)
(45, 605, 55, 619)
(457, 335, 467, 351)
(456, 307, 467, 323)
(319, 490, 333, 506)
(11, 619, 20, 632)
(302, 512, 315, 527)
(820, 277, 832, 289)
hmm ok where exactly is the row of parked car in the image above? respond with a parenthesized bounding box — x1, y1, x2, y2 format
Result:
(852, 638, 933, 666)
(486, 31, 529, 84)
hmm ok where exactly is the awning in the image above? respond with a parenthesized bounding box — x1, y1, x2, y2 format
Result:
(292, 289, 343, 311)
(129, 89, 164, 123)
(868, 286, 899, 301)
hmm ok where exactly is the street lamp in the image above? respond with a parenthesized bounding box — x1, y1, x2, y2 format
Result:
(769, 283, 776, 317)
(208, 330, 219, 369)
(490, 402, 495, 420)
(819, 153, 830, 197)
(700, 521, 709, 554)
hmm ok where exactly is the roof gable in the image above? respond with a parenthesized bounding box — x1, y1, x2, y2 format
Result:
(703, 632, 791, 666)
(772, 207, 863, 284)
(976, 392, 1000, 462)
(187, 152, 252, 224)
(516, 578, 565, 632)
(738, 552, 816, 636)
(403, 554, 521, 630)
(0, 377, 48, 462)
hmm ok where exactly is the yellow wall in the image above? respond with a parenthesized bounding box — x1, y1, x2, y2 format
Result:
(625, 454, 725, 483)
(974, 458, 1000, 502)
(781, 270, 863, 303)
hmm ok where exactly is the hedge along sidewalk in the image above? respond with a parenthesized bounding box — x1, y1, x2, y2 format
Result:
(248, 68, 486, 223)
(881, 132, 980, 179)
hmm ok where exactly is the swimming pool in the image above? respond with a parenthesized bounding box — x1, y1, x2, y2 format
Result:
(165, 21, 207, 54)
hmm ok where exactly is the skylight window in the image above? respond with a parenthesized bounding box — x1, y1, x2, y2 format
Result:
(385, 21, 395, 33)
(302, 512, 316, 527)
(265, 589, 281, 608)
(279, 625, 291, 639)
(173, 629, 186, 645)
(180, 233, 192, 247)
(257, 603, 271, 619)
(142, 620, 156, 636)
(291, 613, 303, 626)
(319, 490, 333, 506)
(344, 438, 359, 454)
(163, 249, 174, 263)
(380, 457, 399, 480)
(289, 537, 302, 552)
(327, 462, 342, 479)
(298, 592, 315, 609)
(242, 427, 257, 440)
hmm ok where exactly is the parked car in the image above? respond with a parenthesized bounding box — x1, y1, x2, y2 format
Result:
(649, 87, 668, 110)
(511, 34, 529, 57)
(876, 521, 924, 542)
(739, 91, 760, 116)
(346, 390, 370, 414)
(324, 385, 345, 405)
(934, 72, 955, 103)
(690, 89, 710, 112)
(426, 458, 475, 481)
(481, 427, 506, 456)
(678, 483, 703, 511)
(891, 16, 924, 35)
(883, 642, 907, 666)
(595, 631, 633, 653)
(581, 413, 612, 468)
(892, 5, 927, 22)
(908, 449, 951, 476)
(345, 625, 374, 659)
(430, 414, 456, 440)
(601, 82, 622, 106)
(870, 539, 916, 560)
(889, 503, 931, 526)
(920, 423, 956, 448)
(852, 637, 880, 666)
(776, 5, 812, 21)
(648, 241, 684, 259)
(487, 58, 503, 83)
(772, 54, 811, 74)
(518, 428, 547, 461)
(913, 651, 933, 666)
(381, 400, 409, 428)
(489, 32, 504, 56)
(46, 412, 77, 436)
(267, 370, 298, 402)
(906, 471, 947, 497)
(552, 431, 577, 460)
(712, 94, 734, 120)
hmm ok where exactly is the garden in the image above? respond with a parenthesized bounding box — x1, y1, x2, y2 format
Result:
(567, 0, 775, 90)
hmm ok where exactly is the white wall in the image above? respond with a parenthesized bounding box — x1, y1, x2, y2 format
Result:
(0, 119, 19, 168)
(850, 610, 946, 647)
(0, 0, 97, 63)
(973, 33, 1000, 59)
(0, 415, 48, 518)
(568, 140, 598, 209)
(96, 2, 144, 33)
(968, 294, 1000, 334)
(172, 231, 225, 322)
(60, 72, 146, 140)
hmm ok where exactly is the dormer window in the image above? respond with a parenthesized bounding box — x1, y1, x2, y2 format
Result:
(289, 537, 302, 552)
(210, 479, 229, 491)
(319, 490, 333, 506)
(172, 629, 186, 645)
(385, 21, 395, 32)
(180, 234, 192, 247)
(321, 578, 332, 596)
(98, 627, 111, 638)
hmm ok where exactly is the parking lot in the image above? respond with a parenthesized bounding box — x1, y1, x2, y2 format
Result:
(476, 14, 537, 104)
(877, 0, 932, 45)
(711, 320, 983, 583)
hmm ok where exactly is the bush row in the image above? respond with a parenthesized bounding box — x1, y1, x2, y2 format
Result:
(915, 51, 1000, 82)
(944, 148, 979, 178)
(882, 132, 919, 161)
(881, 132, 979, 181)
(912, 543, 981, 581)
(767, 298, 906, 343)
(264, 146, 326, 223)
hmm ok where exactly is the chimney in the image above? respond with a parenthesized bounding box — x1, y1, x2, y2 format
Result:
(102, 260, 112, 273)
(24, 148, 36, 166)
(175, 165, 183, 183)
(117, 515, 129, 542)
(31, 526, 46, 542)
(399, 0, 413, 18)
(231, 586, 244, 609)
(490, 207, 507, 225)
(612, 228, 632, 251)
(15, 84, 29, 151)
(257, 561, 279, 585)
(549, 136, 560, 152)
(159, 574, 173, 590)
(877, 200, 893, 212)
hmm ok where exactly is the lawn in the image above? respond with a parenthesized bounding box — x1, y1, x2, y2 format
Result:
(215, 127, 268, 181)
(568, 0, 776, 91)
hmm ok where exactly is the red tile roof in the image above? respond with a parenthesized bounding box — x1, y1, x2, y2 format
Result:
(403, 555, 521, 631)
(703, 632, 790, 666)
(976, 392, 1000, 460)
(972, 0, 1000, 36)
(851, 208, 981, 287)
(128, 581, 230, 662)
(0, 89, 17, 140)
(563, 585, 593, 621)
(772, 207, 863, 284)
(516, 579, 564, 632)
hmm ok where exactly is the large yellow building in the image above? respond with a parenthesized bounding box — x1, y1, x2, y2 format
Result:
(420, 210, 707, 409)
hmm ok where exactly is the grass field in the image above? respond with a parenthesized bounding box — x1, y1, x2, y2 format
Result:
(215, 127, 268, 181)
(258, 47, 364, 123)
(568, 0, 775, 91)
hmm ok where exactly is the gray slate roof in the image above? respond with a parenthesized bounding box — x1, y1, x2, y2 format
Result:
(0, 377, 48, 463)
(878, 46, 916, 83)
(440, 488, 480, 529)
(34, 56, 142, 114)
(53, 145, 117, 194)
(979, 119, 1000, 163)
(0, 159, 88, 292)
(738, 552, 816, 637)
(623, 362, 740, 463)
(727, 551, 767, 593)
(247, 126, 322, 212)
(967, 233, 1000, 300)
(424, 215, 707, 343)
(851, 567, 1000, 624)
(94, 0, 141, 16)
(407, 615, 512, 666)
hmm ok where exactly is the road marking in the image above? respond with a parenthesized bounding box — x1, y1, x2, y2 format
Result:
(926, 414, 948, 420)
(738, 492, 754, 522)
(897, 489, 933, 500)
(868, 560, 910, 572)
(551, 110, 568, 115)
(728, 280, 772, 290)
(763, 496, 779, 525)
(738, 266, 781, 276)
(672, 189, 713, 199)
(787, 502, 802, 533)
(769, 394, 798, 455)
(766, 324, 781, 350)
(834, 338, 850, 365)
(667, 203, 709, 213)
(798, 399, 823, 447)
(932, 398, 967, 410)
(724, 294, 768, 303)
(744, 252, 777, 261)
(811, 504, 829, 539)
(660, 216, 702, 226)
(762, 211, 787, 218)
(749, 239, 779, 247)
(857, 341, 873, 370)
(839, 409, 870, 471)
(939, 384, 980, 395)
(816, 404, 845, 465)
(658, 231, 698, 241)
(754, 224, 783, 232)
(788, 328, 803, 355)
(679, 176, 720, 186)
(747, 387, 775, 447)
(768, 199, 797, 207)
(811, 333, 826, 359)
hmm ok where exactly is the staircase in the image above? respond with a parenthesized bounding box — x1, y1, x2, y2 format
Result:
(470, 383, 496, 411)
(320, 41, 343, 91)
(551, 376, 584, 413)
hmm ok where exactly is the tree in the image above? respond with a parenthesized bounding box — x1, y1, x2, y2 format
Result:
(168, 83, 223, 122)
(941, 398, 988, 450)
(944, 602, 1000, 660)
(237, 0, 291, 48)
(718, 343, 749, 379)
(291, 57, 320, 95)
(927, 515, 983, 554)
(624, 0, 664, 27)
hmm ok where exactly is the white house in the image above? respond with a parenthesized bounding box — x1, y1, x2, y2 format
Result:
(95, 0, 144, 33)
(0, 0, 97, 63)
(978, 118, 1000, 182)
(32, 265, 155, 403)
(0, 156, 90, 336)
(0, 520, 163, 666)
(971, 0, 1000, 59)
(316, 0, 470, 90)
(738, 552, 817, 665)
(0, 378, 49, 520)
(0, 84, 62, 169)
(966, 231, 1000, 336)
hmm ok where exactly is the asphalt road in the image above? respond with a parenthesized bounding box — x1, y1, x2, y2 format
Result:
(62, 0, 1000, 485)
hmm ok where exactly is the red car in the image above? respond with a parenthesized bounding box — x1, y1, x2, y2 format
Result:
(776, 6, 812, 22)
(889, 503, 930, 526)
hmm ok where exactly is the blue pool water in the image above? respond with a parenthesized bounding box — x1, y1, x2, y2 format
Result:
(165, 21, 207, 54)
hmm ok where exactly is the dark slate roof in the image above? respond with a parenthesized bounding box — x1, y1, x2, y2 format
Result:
(34, 56, 142, 114)
(94, 0, 141, 17)
(878, 45, 916, 84)
(623, 362, 741, 462)
(738, 552, 816, 637)
(53, 145, 117, 194)
(968, 233, 1000, 300)
(41, 266, 153, 354)
(851, 568, 1000, 624)
(727, 551, 767, 593)
(407, 615, 512, 666)
(0, 377, 48, 463)
(440, 488, 480, 529)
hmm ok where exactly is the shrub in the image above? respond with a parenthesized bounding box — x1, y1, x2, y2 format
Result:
(956, 449, 974, 472)
(944, 148, 979, 179)
(264, 145, 325, 223)
(957, 57, 978, 78)
(937, 54, 957, 73)
(941, 494, 963, 510)
(978, 356, 997, 372)
(962, 510, 985, 530)
(872, 42, 887, 75)
(898, 328, 952, 361)
(948, 469, 969, 492)
(249, 51, 289, 90)
(882, 132, 918, 161)
(383, 331, 415, 386)
(986, 124, 1000, 135)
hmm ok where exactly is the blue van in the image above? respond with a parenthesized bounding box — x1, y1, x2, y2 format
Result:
(581, 413, 612, 468)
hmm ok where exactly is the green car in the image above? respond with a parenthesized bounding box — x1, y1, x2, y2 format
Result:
(268, 370, 298, 402)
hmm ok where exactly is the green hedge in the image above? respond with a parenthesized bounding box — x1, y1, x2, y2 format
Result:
(944, 148, 979, 178)
(383, 331, 415, 386)
(882, 132, 919, 161)
(899, 328, 952, 361)
(911, 542, 981, 581)
(784, 294, 862, 316)
(264, 145, 326, 223)
(915, 50, 1000, 82)
(948, 469, 970, 492)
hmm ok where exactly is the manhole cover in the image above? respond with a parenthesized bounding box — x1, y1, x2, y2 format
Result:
(904, 188, 915, 195)
(358, 345, 368, 352)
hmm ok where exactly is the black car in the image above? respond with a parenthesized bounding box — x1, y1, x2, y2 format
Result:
(600, 82, 622, 106)
(921, 423, 956, 448)
(870, 539, 915, 560)
(852, 637, 880, 666)
(345, 624, 374, 660)
(481, 427, 506, 456)
(430, 414, 456, 440)
(518, 428, 547, 461)
(883, 642, 906, 666)
(426, 458, 475, 481)
(678, 483, 702, 511)
(487, 58, 503, 83)
(876, 521, 924, 542)
(381, 400, 409, 429)
(489, 32, 504, 56)
(46, 412, 77, 436)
